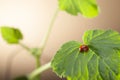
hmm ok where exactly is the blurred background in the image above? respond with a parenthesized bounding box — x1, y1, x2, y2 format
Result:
(0, 0, 120, 80)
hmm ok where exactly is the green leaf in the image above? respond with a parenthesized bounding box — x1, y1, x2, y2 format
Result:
(0, 26, 23, 44)
(51, 30, 120, 80)
(14, 76, 28, 80)
(58, 0, 99, 18)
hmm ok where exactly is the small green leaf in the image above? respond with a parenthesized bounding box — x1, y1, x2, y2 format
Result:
(58, 0, 99, 18)
(51, 30, 120, 80)
(14, 76, 28, 80)
(0, 26, 23, 44)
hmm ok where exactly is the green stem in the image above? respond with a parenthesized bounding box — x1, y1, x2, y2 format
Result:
(39, 8, 59, 52)
(36, 56, 40, 68)
(19, 42, 30, 51)
(34, 56, 41, 80)
(28, 62, 51, 80)
(29, 8, 59, 80)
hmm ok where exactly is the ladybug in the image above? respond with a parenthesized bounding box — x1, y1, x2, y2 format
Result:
(79, 45, 89, 52)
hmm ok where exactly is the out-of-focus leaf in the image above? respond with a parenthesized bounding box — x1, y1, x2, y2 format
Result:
(58, 0, 99, 18)
(0, 26, 23, 44)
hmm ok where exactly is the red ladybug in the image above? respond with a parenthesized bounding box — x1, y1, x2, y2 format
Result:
(79, 45, 89, 52)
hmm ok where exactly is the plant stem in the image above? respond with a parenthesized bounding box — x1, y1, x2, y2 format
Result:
(28, 62, 51, 80)
(29, 8, 59, 80)
(36, 56, 40, 68)
(19, 42, 30, 51)
(34, 56, 41, 80)
(39, 8, 59, 52)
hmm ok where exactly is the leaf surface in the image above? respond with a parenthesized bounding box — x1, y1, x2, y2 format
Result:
(58, 0, 99, 18)
(0, 26, 23, 44)
(52, 30, 120, 80)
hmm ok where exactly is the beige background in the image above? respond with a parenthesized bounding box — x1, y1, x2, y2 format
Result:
(0, 0, 120, 80)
